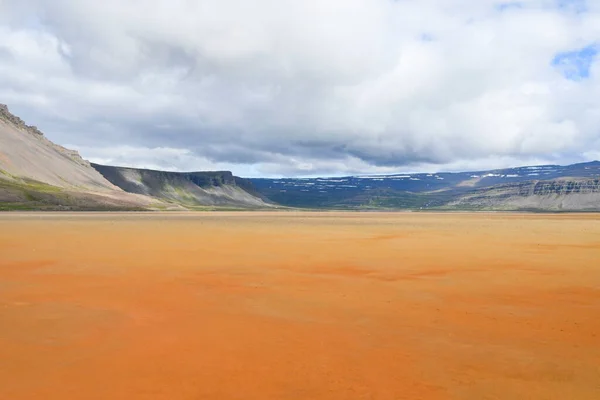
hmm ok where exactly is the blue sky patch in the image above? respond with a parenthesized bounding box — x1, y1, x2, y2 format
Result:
(552, 44, 598, 81)
(420, 33, 435, 42)
(557, 0, 587, 13)
(496, 0, 587, 13)
(495, 2, 523, 12)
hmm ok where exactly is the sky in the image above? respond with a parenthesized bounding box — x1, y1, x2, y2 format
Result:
(1, 0, 599, 177)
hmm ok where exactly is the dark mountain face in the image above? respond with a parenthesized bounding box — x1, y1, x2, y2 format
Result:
(92, 164, 272, 209)
(249, 162, 600, 210)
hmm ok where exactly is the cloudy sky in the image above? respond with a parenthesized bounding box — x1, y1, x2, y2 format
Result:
(1, 0, 599, 177)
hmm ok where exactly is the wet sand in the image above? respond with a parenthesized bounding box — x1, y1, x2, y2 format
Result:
(1, 212, 599, 399)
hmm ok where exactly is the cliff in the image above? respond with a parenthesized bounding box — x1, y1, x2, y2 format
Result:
(91, 164, 272, 209)
(449, 178, 600, 211)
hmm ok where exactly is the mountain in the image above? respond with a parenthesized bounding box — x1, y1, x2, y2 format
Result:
(250, 162, 600, 211)
(92, 164, 273, 209)
(0, 104, 157, 210)
(1, 104, 120, 192)
(0, 104, 269, 211)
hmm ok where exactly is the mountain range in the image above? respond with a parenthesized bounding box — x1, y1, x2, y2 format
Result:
(1, 103, 599, 211)
(251, 162, 600, 211)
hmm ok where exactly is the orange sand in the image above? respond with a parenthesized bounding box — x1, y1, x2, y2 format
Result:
(1, 212, 599, 399)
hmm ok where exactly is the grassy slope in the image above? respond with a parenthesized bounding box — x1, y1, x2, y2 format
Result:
(0, 176, 145, 211)
(0, 175, 271, 212)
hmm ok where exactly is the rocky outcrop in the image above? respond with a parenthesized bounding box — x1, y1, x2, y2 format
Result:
(92, 164, 273, 209)
(523, 179, 600, 196)
(449, 179, 600, 211)
(0, 104, 43, 136)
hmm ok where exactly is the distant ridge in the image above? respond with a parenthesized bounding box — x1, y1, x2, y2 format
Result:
(250, 161, 600, 211)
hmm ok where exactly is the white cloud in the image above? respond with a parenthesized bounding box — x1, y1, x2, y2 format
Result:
(66, 144, 250, 173)
(1, 0, 599, 177)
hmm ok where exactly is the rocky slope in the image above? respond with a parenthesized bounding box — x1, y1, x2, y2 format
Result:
(92, 164, 272, 209)
(0, 104, 122, 192)
(0, 104, 269, 210)
(448, 178, 600, 211)
(0, 104, 159, 210)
